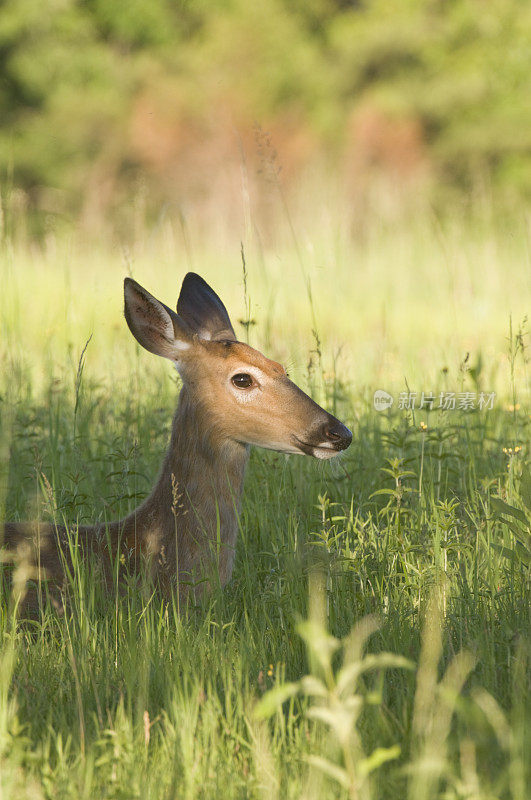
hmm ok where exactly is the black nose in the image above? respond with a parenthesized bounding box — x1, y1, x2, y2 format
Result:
(323, 420, 352, 450)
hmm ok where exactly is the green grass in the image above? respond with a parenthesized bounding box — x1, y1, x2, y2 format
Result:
(0, 210, 530, 799)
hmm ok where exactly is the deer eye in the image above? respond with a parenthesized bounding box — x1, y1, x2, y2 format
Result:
(231, 373, 254, 389)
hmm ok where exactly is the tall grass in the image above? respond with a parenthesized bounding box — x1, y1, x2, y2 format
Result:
(0, 205, 530, 799)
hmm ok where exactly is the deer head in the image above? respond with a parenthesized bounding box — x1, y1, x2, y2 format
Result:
(124, 273, 352, 458)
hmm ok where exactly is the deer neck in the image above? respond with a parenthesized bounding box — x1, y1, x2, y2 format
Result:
(163, 385, 249, 511)
(134, 386, 250, 581)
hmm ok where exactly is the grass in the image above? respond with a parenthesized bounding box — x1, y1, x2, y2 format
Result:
(0, 206, 530, 799)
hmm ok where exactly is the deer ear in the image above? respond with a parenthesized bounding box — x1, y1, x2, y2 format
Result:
(124, 278, 193, 359)
(177, 272, 237, 342)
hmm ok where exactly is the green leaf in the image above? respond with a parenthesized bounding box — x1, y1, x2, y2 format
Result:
(490, 543, 529, 567)
(515, 541, 531, 566)
(520, 465, 531, 511)
(305, 755, 350, 789)
(253, 682, 299, 719)
(499, 517, 531, 547)
(297, 621, 340, 672)
(491, 497, 529, 526)
(358, 745, 401, 777)
(299, 675, 328, 698)
(336, 653, 414, 696)
(307, 704, 359, 742)
(370, 488, 399, 498)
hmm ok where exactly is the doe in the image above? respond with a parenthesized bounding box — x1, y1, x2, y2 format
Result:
(2, 273, 352, 609)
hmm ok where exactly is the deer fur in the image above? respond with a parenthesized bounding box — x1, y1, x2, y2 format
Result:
(1, 273, 352, 612)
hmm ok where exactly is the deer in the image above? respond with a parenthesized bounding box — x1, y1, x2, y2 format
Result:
(1, 273, 352, 612)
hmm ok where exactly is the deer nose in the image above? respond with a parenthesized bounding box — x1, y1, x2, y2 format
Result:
(323, 421, 352, 450)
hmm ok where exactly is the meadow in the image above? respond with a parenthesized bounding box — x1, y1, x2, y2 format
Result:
(0, 205, 529, 799)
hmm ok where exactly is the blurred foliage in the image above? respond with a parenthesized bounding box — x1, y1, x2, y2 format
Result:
(0, 0, 531, 221)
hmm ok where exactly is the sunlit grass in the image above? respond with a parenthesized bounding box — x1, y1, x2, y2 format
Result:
(1, 205, 529, 396)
